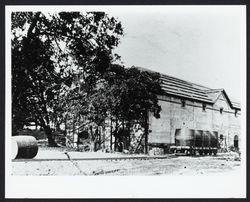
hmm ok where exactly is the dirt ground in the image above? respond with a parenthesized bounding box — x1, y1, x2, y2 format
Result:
(12, 147, 241, 176)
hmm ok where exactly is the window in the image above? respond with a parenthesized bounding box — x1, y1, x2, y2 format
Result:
(181, 100, 186, 108)
(220, 107, 223, 114)
(202, 104, 206, 112)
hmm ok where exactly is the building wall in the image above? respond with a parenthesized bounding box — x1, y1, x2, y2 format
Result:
(148, 94, 241, 149)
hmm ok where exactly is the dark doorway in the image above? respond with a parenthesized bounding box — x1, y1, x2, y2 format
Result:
(234, 135, 239, 149)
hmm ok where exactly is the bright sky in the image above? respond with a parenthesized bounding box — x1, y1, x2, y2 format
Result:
(104, 6, 246, 101)
(9, 6, 245, 101)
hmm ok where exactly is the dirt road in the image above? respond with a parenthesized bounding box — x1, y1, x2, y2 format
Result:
(11, 148, 241, 176)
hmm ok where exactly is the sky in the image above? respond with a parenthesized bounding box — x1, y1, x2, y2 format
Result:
(9, 6, 245, 101)
(102, 6, 246, 101)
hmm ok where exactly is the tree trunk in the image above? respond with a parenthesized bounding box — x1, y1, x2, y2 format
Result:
(110, 118, 113, 151)
(89, 126, 94, 151)
(144, 110, 149, 154)
(114, 118, 118, 151)
(73, 117, 75, 147)
(102, 125, 105, 151)
(128, 120, 131, 148)
(44, 125, 58, 147)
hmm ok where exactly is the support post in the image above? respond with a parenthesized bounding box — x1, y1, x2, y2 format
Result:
(144, 109, 149, 154)
(110, 118, 113, 151)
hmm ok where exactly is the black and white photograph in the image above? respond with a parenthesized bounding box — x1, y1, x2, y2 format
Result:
(5, 5, 246, 198)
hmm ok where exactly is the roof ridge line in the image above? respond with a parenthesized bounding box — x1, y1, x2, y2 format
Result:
(135, 66, 212, 89)
(204, 88, 224, 92)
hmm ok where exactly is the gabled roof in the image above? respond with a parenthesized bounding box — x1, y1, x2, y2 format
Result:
(204, 89, 241, 110)
(135, 66, 241, 110)
(204, 89, 225, 102)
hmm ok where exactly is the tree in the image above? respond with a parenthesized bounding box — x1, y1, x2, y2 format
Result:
(99, 64, 164, 152)
(103, 65, 163, 124)
(11, 11, 123, 146)
(63, 63, 163, 151)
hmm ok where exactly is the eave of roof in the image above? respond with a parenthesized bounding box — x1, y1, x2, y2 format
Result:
(160, 74, 213, 104)
(135, 66, 241, 110)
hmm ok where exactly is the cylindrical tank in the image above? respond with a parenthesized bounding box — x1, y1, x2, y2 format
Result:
(194, 130, 203, 147)
(11, 138, 18, 159)
(175, 128, 195, 147)
(210, 131, 218, 148)
(203, 131, 210, 147)
(12, 136, 38, 159)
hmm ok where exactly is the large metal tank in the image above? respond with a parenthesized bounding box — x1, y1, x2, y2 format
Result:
(12, 136, 38, 159)
(203, 131, 210, 147)
(175, 128, 195, 147)
(210, 131, 218, 148)
(194, 130, 203, 147)
(172, 128, 218, 155)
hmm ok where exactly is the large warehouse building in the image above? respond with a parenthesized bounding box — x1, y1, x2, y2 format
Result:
(148, 71, 241, 151)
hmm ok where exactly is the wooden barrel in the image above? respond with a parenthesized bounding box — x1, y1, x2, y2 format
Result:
(12, 136, 38, 159)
